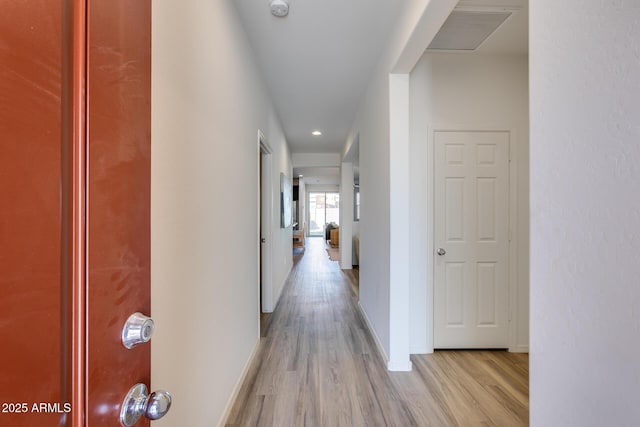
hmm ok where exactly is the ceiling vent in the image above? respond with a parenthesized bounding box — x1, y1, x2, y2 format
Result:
(270, 0, 289, 18)
(427, 9, 513, 51)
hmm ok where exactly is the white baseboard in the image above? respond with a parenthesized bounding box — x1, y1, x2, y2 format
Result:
(388, 359, 413, 371)
(510, 344, 529, 353)
(266, 262, 294, 313)
(410, 346, 432, 355)
(357, 301, 390, 366)
(357, 302, 412, 372)
(217, 339, 261, 427)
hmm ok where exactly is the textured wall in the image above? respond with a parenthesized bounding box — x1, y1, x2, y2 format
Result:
(530, 1, 640, 425)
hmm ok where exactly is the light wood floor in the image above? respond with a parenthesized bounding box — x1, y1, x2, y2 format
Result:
(228, 238, 529, 426)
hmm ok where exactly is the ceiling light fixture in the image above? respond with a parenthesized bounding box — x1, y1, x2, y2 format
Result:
(312, 130, 322, 136)
(270, 0, 289, 17)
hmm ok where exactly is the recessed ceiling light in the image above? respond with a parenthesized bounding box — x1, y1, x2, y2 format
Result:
(312, 130, 322, 136)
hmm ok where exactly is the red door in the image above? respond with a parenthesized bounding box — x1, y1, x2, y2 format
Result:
(86, 0, 153, 425)
(0, 1, 155, 426)
(0, 1, 69, 425)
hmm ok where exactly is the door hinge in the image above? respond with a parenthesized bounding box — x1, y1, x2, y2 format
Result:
(508, 311, 513, 322)
(508, 229, 513, 242)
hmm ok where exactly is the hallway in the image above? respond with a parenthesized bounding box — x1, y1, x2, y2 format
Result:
(227, 238, 528, 426)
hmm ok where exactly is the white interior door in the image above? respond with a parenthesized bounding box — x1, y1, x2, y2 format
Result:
(434, 131, 510, 348)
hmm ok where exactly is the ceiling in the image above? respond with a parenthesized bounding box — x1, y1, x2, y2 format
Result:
(233, 0, 528, 158)
(232, 0, 409, 154)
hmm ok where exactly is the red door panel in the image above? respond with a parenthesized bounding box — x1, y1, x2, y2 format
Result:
(1, 0, 152, 425)
(86, 0, 152, 425)
(0, 1, 68, 426)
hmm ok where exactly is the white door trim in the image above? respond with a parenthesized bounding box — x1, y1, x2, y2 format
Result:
(258, 130, 275, 313)
(339, 161, 354, 269)
(426, 126, 519, 352)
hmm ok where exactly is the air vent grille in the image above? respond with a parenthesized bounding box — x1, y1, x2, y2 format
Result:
(428, 10, 512, 51)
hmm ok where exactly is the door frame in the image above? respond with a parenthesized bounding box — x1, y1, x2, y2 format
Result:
(427, 126, 520, 352)
(258, 130, 275, 313)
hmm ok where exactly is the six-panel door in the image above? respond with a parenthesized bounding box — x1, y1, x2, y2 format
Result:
(434, 131, 510, 349)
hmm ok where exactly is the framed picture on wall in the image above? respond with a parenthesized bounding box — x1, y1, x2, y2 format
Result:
(280, 173, 292, 228)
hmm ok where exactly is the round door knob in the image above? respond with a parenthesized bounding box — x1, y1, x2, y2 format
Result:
(437, 248, 446, 256)
(120, 384, 172, 427)
(145, 390, 172, 420)
(122, 312, 155, 349)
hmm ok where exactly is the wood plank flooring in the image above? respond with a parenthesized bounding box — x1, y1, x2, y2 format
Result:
(227, 238, 529, 426)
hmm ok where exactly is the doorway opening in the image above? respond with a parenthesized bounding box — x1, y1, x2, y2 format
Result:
(258, 131, 274, 335)
(259, 148, 264, 314)
(308, 192, 340, 237)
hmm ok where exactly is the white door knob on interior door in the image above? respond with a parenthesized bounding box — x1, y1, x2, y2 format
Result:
(437, 248, 446, 256)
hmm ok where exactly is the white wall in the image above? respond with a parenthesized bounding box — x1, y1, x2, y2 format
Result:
(345, 60, 392, 362)
(531, 1, 640, 425)
(292, 152, 341, 168)
(342, 0, 456, 370)
(408, 53, 530, 353)
(298, 178, 306, 231)
(388, 74, 412, 370)
(271, 121, 295, 307)
(305, 184, 340, 193)
(151, 1, 292, 425)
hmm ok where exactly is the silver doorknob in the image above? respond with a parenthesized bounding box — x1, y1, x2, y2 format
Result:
(145, 390, 172, 420)
(122, 312, 155, 349)
(120, 384, 172, 427)
(437, 248, 446, 256)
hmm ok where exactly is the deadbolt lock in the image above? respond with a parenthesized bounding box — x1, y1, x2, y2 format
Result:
(122, 312, 155, 349)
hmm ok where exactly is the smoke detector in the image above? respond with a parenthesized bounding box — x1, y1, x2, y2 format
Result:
(270, 0, 289, 17)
